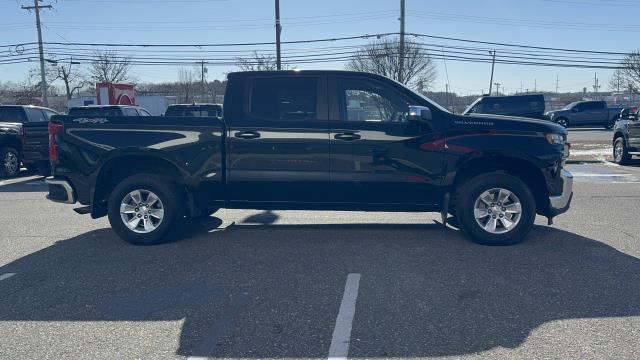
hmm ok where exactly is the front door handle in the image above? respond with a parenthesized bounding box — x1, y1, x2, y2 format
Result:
(234, 131, 261, 139)
(334, 132, 361, 141)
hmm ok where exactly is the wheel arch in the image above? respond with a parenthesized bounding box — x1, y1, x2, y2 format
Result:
(451, 155, 549, 215)
(91, 153, 190, 218)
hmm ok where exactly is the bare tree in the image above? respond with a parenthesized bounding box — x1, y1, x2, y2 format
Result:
(89, 51, 132, 83)
(609, 69, 625, 94)
(235, 51, 289, 71)
(177, 68, 196, 103)
(57, 62, 86, 100)
(346, 37, 437, 90)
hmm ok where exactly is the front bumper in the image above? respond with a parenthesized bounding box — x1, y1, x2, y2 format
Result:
(45, 177, 76, 204)
(548, 169, 573, 216)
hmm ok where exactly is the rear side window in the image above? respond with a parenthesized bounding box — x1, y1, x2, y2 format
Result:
(0, 107, 27, 122)
(123, 108, 139, 116)
(43, 110, 58, 120)
(249, 77, 317, 121)
(69, 108, 122, 116)
(26, 108, 47, 122)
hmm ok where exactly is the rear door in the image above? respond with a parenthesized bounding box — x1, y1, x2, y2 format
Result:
(226, 74, 331, 204)
(328, 75, 444, 205)
(587, 101, 607, 125)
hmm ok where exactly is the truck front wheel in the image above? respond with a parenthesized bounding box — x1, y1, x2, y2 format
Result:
(455, 172, 536, 246)
(107, 174, 183, 245)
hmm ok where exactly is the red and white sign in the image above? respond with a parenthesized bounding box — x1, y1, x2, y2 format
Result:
(96, 83, 135, 105)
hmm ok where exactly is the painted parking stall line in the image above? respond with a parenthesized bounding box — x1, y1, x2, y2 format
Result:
(328, 273, 361, 360)
(0, 273, 16, 281)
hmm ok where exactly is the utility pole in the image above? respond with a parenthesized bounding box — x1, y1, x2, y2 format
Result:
(275, 0, 282, 70)
(398, 0, 405, 84)
(200, 60, 206, 103)
(593, 72, 600, 100)
(22, 0, 52, 107)
(534, 79, 537, 92)
(488, 50, 496, 95)
(494, 82, 501, 96)
(445, 83, 449, 110)
(556, 75, 559, 94)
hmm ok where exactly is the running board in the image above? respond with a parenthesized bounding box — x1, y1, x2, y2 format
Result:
(73, 206, 91, 215)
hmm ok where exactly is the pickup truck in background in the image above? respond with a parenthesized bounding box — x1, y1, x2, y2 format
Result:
(68, 105, 153, 117)
(612, 109, 640, 164)
(164, 103, 223, 117)
(545, 100, 623, 128)
(46, 70, 573, 246)
(0, 105, 58, 177)
(463, 94, 546, 119)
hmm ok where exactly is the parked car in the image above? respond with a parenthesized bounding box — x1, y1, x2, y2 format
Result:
(463, 94, 546, 119)
(164, 103, 223, 117)
(0, 105, 58, 177)
(68, 105, 152, 117)
(612, 110, 640, 164)
(545, 100, 623, 129)
(45, 70, 573, 246)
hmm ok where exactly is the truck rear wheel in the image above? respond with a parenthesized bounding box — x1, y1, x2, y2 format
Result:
(455, 172, 536, 246)
(107, 174, 183, 245)
(0, 147, 20, 178)
(613, 137, 631, 165)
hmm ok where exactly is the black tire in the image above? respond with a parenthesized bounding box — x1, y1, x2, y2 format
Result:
(107, 174, 183, 245)
(0, 147, 21, 178)
(613, 137, 631, 165)
(455, 172, 536, 246)
(37, 161, 51, 176)
(556, 118, 569, 128)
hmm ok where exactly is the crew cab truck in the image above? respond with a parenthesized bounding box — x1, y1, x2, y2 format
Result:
(612, 110, 640, 164)
(545, 100, 623, 129)
(46, 70, 573, 246)
(0, 105, 58, 177)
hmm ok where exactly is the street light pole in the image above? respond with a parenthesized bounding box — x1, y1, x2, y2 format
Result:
(398, 0, 405, 84)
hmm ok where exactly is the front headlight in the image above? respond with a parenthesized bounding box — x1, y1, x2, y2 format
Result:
(545, 133, 565, 145)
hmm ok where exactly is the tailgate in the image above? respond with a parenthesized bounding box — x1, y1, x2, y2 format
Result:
(21, 122, 50, 162)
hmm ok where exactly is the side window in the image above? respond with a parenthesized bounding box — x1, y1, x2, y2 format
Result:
(340, 79, 409, 122)
(250, 77, 317, 121)
(0, 108, 27, 122)
(123, 108, 138, 116)
(26, 108, 47, 122)
(43, 110, 58, 120)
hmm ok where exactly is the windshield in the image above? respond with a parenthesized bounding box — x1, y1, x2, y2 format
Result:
(562, 102, 578, 110)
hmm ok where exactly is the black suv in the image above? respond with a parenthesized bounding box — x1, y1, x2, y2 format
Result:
(0, 105, 58, 177)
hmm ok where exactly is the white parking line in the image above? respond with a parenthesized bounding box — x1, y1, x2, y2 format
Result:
(0, 273, 16, 281)
(328, 273, 361, 360)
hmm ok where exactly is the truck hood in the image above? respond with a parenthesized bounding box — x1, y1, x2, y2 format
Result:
(458, 113, 566, 134)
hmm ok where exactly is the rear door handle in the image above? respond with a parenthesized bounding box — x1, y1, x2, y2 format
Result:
(334, 132, 361, 141)
(234, 131, 261, 139)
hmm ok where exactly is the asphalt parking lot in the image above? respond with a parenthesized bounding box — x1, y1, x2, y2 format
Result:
(1, 162, 640, 359)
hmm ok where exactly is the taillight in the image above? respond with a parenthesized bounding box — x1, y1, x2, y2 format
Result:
(49, 122, 64, 165)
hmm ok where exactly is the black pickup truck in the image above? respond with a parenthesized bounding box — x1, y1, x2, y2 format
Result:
(46, 70, 573, 246)
(0, 105, 58, 177)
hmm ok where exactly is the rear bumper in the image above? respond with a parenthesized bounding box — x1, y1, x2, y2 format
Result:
(548, 169, 573, 216)
(45, 177, 76, 204)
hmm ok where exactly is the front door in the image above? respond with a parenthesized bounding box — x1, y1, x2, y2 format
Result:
(226, 75, 331, 204)
(328, 75, 445, 206)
